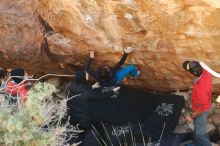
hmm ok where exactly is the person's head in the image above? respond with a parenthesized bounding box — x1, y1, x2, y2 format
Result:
(182, 61, 202, 77)
(98, 66, 111, 81)
(10, 68, 25, 84)
(0, 69, 7, 81)
(74, 70, 89, 84)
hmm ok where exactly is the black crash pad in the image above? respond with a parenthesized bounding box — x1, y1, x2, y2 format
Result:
(85, 86, 185, 145)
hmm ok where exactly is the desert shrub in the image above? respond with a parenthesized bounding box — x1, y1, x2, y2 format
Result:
(0, 82, 80, 146)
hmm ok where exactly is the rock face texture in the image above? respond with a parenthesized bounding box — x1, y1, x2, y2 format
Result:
(0, 0, 220, 92)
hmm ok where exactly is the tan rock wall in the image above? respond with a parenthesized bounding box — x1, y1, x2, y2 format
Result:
(0, 0, 220, 92)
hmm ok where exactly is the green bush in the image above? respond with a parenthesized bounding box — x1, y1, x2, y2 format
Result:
(0, 82, 79, 146)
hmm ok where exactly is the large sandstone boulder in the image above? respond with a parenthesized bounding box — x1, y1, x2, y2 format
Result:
(0, 0, 220, 92)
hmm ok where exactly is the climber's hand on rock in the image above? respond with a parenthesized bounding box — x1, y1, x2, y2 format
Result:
(90, 51, 95, 58)
(124, 47, 134, 53)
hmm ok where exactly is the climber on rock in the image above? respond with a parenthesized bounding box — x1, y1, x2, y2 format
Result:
(182, 61, 212, 146)
(84, 47, 140, 88)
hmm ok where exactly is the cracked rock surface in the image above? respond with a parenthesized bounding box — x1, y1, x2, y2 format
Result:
(0, 0, 220, 92)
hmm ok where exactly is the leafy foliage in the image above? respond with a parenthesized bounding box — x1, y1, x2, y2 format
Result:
(0, 82, 79, 146)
